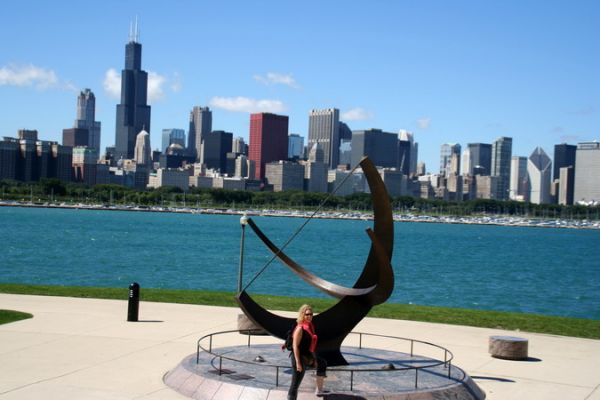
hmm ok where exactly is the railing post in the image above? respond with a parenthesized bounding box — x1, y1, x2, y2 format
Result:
(276, 366, 279, 386)
(448, 361, 452, 378)
(247, 330, 251, 347)
(410, 340, 414, 356)
(415, 368, 419, 388)
(196, 343, 200, 364)
(350, 370, 354, 391)
(444, 349, 448, 367)
(219, 356, 223, 376)
(209, 335, 213, 352)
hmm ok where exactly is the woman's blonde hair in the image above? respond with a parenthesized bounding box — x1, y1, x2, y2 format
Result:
(296, 304, 313, 323)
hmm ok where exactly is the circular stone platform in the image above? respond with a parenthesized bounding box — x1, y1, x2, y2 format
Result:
(164, 344, 485, 399)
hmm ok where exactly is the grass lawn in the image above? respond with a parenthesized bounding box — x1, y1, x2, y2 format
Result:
(1, 283, 599, 339)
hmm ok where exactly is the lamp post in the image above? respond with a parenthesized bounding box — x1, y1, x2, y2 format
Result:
(237, 214, 249, 293)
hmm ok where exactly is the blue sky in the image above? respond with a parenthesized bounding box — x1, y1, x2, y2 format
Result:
(1, 0, 598, 172)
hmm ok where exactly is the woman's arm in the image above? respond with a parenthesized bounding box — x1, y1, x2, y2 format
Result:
(292, 326, 303, 372)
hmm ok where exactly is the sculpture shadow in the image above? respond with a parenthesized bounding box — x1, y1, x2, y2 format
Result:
(471, 375, 516, 383)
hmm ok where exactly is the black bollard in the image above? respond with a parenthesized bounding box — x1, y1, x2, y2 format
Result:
(127, 282, 140, 322)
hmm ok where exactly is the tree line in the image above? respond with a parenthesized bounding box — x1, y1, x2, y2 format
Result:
(1, 178, 598, 220)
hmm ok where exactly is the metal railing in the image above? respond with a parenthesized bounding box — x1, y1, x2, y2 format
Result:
(197, 329, 462, 390)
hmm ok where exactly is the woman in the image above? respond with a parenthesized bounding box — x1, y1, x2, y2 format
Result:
(288, 304, 327, 399)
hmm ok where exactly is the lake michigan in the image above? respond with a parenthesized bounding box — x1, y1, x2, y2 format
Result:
(1, 206, 598, 320)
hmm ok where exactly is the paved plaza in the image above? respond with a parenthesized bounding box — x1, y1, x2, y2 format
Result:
(1, 294, 599, 399)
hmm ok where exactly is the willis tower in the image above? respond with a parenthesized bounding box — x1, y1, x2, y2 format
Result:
(114, 20, 151, 161)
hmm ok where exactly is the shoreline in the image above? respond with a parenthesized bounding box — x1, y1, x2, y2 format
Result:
(2, 200, 599, 230)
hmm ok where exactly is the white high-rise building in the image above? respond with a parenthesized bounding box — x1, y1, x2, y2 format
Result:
(308, 108, 340, 169)
(304, 143, 327, 193)
(232, 137, 246, 155)
(461, 148, 471, 177)
(573, 142, 600, 204)
(527, 147, 552, 204)
(234, 154, 255, 179)
(188, 106, 212, 162)
(440, 143, 461, 176)
(134, 129, 151, 166)
(510, 156, 528, 201)
(399, 130, 418, 175)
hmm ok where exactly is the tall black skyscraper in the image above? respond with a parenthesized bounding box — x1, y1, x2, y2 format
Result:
(114, 22, 151, 161)
(553, 143, 577, 181)
(467, 143, 492, 175)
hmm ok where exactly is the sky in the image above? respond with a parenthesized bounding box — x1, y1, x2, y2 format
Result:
(1, 0, 598, 172)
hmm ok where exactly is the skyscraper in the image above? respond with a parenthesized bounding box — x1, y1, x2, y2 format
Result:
(351, 129, 398, 168)
(467, 143, 492, 175)
(305, 143, 328, 193)
(491, 136, 512, 200)
(188, 106, 212, 162)
(509, 156, 528, 201)
(74, 89, 101, 153)
(558, 166, 575, 205)
(527, 147, 552, 204)
(397, 140, 411, 175)
(202, 130, 233, 172)
(553, 143, 577, 181)
(288, 133, 304, 159)
(232, 137, 247, 155)
(134, 129, 151, 166)
(248, 113, 289, 180)
(399, 130, 418, 175)
(308, 108, 340, 169)
(114, 22, 151, 161)
(440, 143, 461, 176)
(461, 148, 471, 177)
(573, 142, 600, 204)
(161, 129, 186, 153)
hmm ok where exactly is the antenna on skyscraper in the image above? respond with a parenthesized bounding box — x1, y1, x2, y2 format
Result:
(128, 16, 140, 43)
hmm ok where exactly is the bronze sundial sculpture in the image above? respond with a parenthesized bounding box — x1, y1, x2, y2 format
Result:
(236, 157, 394, 366)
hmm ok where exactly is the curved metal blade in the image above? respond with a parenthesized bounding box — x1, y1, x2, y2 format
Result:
(246, 218, 376, 298)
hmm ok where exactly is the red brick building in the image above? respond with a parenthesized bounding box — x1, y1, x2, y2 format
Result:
(248, 113, 289, 180)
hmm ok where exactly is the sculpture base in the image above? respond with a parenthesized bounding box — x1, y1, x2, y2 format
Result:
(165, 344, 485, 399)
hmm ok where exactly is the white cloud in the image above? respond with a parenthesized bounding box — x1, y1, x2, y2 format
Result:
(209, 96, 286, 113)
(341, 107, 374, 121)
(147, 71, 166, 102)
(0, 63, 74, 91)
(416, 117, 431, 130)
(253, 72, 300, 89)
(103, 68, 121, 99)
(103, 68, 172, 103)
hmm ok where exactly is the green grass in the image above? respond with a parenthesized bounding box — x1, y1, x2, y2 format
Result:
(0, 309, 33, 325)
(1, 283, 599, 339)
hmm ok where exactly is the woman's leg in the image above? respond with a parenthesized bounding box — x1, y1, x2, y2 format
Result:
(288, 355, 305, 400)
(315, 356, 327, 393)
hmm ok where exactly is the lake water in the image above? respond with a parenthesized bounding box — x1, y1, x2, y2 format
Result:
(0, 206, 598, 320)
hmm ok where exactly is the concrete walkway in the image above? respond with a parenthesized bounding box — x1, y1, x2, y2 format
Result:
(0, 293, 599, 399)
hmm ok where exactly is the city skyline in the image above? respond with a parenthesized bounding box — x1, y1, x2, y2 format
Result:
(0, 1, 598, 171)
